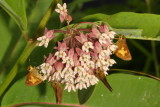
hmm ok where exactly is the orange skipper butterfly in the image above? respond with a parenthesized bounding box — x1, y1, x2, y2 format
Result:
(115, 35, 132, 61)
(26, 66, 43, 86)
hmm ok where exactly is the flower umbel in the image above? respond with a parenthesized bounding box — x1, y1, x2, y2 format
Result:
(35, 3, 117, 93)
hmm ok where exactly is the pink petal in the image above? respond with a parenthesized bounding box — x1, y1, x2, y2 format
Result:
(68, 48, 74, 58)
(54, 42, 61, 50)
(49, 57, 56, 65)
(44, 54, 56, 65)
(102, 38, 111, 47)
(60, 15, 65, 22)
(63, 3, 67, 9)
(90, 52, 98, 61)
(89, 32, 96, 38)
(60, 42, 68, 51)
(46, 30, 55, 40)
(103, 24, 109, 33)
(76, 48, 82, 56)
(95, 41, 102, 53)
(51, 66, 55, 74)
(92, 27, 101, 38)
(73, 53, 80, 66)
(54, 62, 64, 71)
(75, 36, 82, 43)
(80, 33, 87, 43)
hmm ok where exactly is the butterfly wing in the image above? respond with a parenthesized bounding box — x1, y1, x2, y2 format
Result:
(25, 66, 43, 86)
(25, 72, 43, 86)
(115, 36, 132, 61)
(94, 70, 112, 92)
(52, 81, 63, 104)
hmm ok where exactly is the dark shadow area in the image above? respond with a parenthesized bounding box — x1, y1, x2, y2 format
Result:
(78, 85, 95, 104)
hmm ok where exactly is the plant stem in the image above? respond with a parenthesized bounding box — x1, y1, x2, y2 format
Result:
(151, 41, 160, 77)
(143, 57, 152, 73)
(0, 42, 36, 96)
(0, 0, 60, 96)
(110, 69, 160, 80)
(145, 0, 152, 13)
(129, 39, 151, 57)
(34, 0, 60, 39)
(74, 22, 100, 28)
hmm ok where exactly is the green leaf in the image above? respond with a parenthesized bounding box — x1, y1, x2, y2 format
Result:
(85, 73, 160, 107)
(27, 0, 53, 36)
(0, 10, 12, 62)
(1, 76, 79, 107)
(80, 12, 160, 41)
(78, 85, 95, 104)
(0, 0, 27, 31)
(0, 9, 23, 78)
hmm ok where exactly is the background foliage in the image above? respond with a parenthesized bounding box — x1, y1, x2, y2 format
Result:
(0, 0, 160, 107)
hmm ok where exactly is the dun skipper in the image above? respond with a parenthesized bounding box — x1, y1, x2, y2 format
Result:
(115, 35, 132, 61)
(26, 66, 43, 86)
(52, 81, 63, 104)
(94, 69, 112, 92)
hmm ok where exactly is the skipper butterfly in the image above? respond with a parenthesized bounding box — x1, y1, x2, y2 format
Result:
(52, 82, 63, 104)
(25, 66, 43, 86)
(94, 69, 112, 92)
(115, 35, 132, 61)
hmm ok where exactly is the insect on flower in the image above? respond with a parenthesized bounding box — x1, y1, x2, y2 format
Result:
(25, 66, 44, 86)
(27, 2, 132, 104)
(115, 35, 132, 61)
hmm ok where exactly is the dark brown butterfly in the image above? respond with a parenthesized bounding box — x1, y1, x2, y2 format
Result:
(94, 69, 112, 92)
(26, 66, 43, 86)
(115, 35, 132, 61)
(51, 81, 63, 104)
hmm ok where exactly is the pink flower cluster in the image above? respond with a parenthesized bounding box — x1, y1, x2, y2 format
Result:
(36, 3, 117, 92)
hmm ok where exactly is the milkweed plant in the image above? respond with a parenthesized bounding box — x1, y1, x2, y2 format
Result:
(36, 3, 117, 92)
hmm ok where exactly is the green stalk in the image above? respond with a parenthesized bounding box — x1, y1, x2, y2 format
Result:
(129, 39, 151, 57)
(143, 57, 152, 73)
(110, 69, 160, 80)
(0, 0, 59, 96)
(151, 41, 159, 77)
(145, 0, 152, 13)
(0, 42, 36, 96)
(34, 0, 60, 39)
